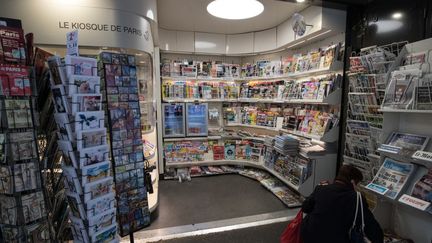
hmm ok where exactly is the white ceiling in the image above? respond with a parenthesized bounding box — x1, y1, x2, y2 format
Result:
(157, 0, 308, 34)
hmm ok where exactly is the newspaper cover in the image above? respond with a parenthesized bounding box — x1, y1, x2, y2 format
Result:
(366, 158, 414, 199)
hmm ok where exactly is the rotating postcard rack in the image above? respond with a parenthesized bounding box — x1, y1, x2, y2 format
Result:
(0, 25, 51, 242)
(48, 54, 119, 243)
(99, 52, 151, 237)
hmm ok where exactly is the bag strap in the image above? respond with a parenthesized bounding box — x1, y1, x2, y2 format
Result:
(351, 191, 360, 229)
(358, 192, 365, 230)
(351, 192, 365, 231)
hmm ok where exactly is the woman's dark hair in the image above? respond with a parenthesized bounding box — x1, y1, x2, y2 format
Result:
(335, 164, 363, 185)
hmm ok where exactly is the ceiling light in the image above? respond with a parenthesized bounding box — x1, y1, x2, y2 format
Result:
(207, 0, 264, 20)
(296, 0, 306, 2)
(392, 12, 403, 19)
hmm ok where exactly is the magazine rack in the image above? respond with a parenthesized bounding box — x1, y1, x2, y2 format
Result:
(360, 38, 432, 243)
(158, 42, 345, 201)
(0, 59, 51, 242)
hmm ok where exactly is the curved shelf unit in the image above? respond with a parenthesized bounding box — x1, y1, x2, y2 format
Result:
(165, 152, 337, 197)
(162, 88, 341, 106)
(161, 61, 343, 82)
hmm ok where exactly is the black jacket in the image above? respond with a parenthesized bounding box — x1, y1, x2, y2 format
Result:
(300, 182, 383, 243)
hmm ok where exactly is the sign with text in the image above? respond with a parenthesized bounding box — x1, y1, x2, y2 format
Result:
(0, 0, 154, 53)
(399, 194, 431, 211)
(66, 30, 78, 56)
(412, 150, 432, 163)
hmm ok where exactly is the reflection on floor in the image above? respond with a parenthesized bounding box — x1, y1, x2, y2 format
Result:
(125, 174, 299, 242)
(149, 174, 288, 230)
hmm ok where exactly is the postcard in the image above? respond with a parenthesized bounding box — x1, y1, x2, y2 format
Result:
(51, 84, 69, 114)
(54, 113, 74, 141)
(76, 128, 107, 150)
(74, 111, 105, 132)
(86, 192, 115, 218)
(5, 99, 32, 128)
(83, 177, 113, 202)
(81, 161, 110, 185)
(71, 94, 102, 115)
(68, 75, 101, 96)
(9, 131, 37, 161)
(65, 55, 97, 78)
(79, 144, 109, 168)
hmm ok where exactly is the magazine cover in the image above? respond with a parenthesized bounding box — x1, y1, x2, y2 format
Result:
(399, 168, 432, 211)
(0, 64, 31, 96)
(74, 111, 105, 132)
(366, 158, 415, 199)
(378, 132, 429, 157)
(9, 131, 37, 161)
(224, 141, 236, 160)
(79, 144, 109, 168)
(76, 128, 107, 150)
(65, 55, 97, 78)
(51, 84, 69, 113)
(5, 99, 32, 128)
(68, 75, 101, 96)
(71, 94, 102, 114)
(0, 195, 17, 224)
(21, 191, 46, 223)
(0, 26, 26, 64)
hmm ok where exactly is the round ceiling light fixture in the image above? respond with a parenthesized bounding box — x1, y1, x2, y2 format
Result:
(207, 0, 264, 20)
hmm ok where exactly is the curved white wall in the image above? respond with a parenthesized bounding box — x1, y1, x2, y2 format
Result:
(0, 0, 156, 54)
(159, 6, 346, 55)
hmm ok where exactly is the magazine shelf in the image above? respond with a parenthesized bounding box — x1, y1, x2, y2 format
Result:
(161, 61, 343, 82)
(280, 125, 339, 143)
(165, 160, 264, 169)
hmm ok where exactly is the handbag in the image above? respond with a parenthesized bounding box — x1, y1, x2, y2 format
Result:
(349, 192, 367, 243)
(280, 210, 303, 243)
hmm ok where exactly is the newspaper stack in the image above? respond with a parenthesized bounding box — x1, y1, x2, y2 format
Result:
(274, 135, 299, 156)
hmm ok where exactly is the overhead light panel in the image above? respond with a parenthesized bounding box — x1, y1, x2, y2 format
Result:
(296, 0, 306, 2)
(207, 0, 264, 20)
(392, 12, 403, 19)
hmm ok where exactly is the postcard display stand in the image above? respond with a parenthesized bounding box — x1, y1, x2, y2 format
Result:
(99, 52, 151, 237)
(0, 24, 52, 242)
(160, 43, 344, 198)
(359, 38, 432, 243)
(49, 54, 119, 243)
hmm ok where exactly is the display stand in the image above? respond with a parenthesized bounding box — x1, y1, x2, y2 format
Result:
(354, 38, 432, 243)
(159, 41, 344, 199)
(49, 52, 119, 243)
(0, 27, 52, 243)
(99, 52, 151, 237)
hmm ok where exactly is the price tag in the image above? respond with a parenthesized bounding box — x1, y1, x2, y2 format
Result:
(412, 150, 432, 162)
